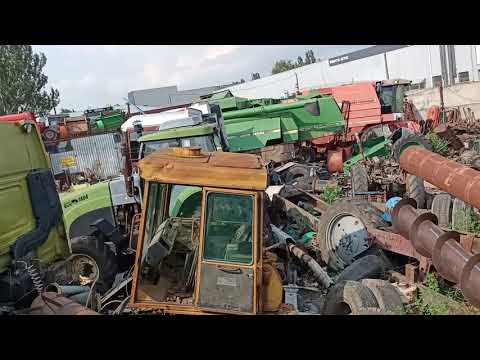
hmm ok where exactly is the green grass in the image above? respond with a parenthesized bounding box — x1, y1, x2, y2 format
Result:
(453, 209, 480, 234)
(321, 185, 343, 204)
(403, 273, 469, 315)
(426, 132, 449, 156)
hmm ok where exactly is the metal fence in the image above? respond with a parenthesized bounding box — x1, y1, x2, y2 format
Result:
(49, 133, 124, 180)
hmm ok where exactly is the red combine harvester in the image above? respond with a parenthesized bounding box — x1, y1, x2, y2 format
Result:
(302, 79, 421, 151)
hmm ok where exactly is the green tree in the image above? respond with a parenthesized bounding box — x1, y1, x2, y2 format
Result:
(251, 72, 260, 80)
(305, 49, 316, 64)
(296, 56, 304, 67)
(0, 45, 60, 116)
(271, 59, 297, 75)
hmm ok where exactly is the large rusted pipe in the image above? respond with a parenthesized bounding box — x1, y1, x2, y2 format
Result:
(29, 292, 100, 315)
(399, 146, 480, 209)
(392, 198, 480, 307)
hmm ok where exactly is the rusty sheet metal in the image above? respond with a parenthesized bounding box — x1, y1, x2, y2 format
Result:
(49, 133, 123, 179)
(139, 147, 267, 191)
(29, 292, 100, 315)
(400, 146, 480, 209)
(391, 198, 480, 307)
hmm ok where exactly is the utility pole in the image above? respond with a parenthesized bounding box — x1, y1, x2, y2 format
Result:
(295, 73, 300, 94)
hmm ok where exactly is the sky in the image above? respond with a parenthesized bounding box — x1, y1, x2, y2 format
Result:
(33, 45, 370, 110)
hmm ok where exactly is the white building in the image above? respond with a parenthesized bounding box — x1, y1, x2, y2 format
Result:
(224, 45, 480, 99)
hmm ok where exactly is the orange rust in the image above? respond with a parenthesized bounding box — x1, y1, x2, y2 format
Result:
(138, 147, 268, 191)
(400, 146, 480, 209)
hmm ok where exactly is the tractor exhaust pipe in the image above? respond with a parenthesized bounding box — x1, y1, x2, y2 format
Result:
(392, 198, 480, 307)
(399, 146, 480, 209)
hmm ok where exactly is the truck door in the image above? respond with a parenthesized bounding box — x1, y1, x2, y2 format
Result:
(196, 188, 259, 314)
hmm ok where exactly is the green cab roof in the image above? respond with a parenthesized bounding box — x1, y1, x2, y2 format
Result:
(138, 123, 216, 143)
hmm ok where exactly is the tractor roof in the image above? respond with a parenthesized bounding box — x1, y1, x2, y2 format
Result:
(138, 147, 267, 191)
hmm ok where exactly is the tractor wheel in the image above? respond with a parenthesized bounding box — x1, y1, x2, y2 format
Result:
(284, 165, 311, 184)
(42, 128, 59, 142)
(431, 193, 452, 228)
(322, 280, 379, 315)
(350, 163, 369, 194)
(317, 199, 388, 271)
(336, 255, 387, 282)
(70, 235, 118, 293)
(392, 132, 432, 163)
(460, 150, 480, 170)
(405, 174, 426, 209)
(360, 124, 392, 143)
(360, 279, 404, 313)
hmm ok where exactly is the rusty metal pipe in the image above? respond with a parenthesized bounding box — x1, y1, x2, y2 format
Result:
(29, 292, 100, 315)
(400, 146, 480, 209)
(287, 243, 333, 288)
(392, 198, 480, 307)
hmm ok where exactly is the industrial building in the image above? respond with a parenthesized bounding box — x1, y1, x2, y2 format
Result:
(127, 83, 232, 108)
(222, 45, 480, 99)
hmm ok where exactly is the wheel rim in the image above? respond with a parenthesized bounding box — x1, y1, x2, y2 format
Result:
(326, 213, 370, 267)
(71, 255, 99, 285)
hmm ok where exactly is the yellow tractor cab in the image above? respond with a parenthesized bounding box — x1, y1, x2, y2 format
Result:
(130, 146, 278, 314)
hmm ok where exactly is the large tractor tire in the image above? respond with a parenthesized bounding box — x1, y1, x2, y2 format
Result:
(70, 235, 118, 293)
(317, 199, 388, 272)
(431, 193, 452, 228)
(350, 163, 369, 194)
(336, 255, 387, 282)
(284, 165, 311, 184)
(322, 280, 379, 315)
(392, 132, 432, 163)
(360, 124, 392, 143)
(405, 173, 426, 209)
(360, 279, 404, 313)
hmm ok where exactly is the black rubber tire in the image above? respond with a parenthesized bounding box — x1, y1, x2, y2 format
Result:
(405, 174, 426, 209)
(317, 199, 388, 271)
(350, 163, 369, 194)
(336, 255, 387, 282)
(42, 128, 59, 142)
(431, 193, 452, 228)
(360, 279, 404, 313)
(392, 132, 432, 163)
(360, 124, 392, 143)
(70, 235, 118, 293)
(323, 280, 379, 315)
(284, 165, 311, 184)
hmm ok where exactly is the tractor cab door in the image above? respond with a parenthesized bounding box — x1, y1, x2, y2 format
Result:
(196, 188, 260, 314)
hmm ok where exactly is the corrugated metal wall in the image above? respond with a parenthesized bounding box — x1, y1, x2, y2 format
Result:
(49, 133, 123, 179)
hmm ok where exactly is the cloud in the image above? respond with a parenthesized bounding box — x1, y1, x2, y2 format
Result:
(33, 45, 369, 110)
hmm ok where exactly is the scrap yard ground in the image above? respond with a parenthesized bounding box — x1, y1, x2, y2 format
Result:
(1, 45, 480, 315)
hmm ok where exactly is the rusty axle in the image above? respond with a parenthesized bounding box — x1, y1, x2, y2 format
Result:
(399, 145, 480, 209)
(392, 198, 480, 307)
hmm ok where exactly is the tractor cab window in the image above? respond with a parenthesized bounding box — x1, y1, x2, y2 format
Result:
(378, 85, 394, 114)
(203, 192, 254, 265)
(141, 136, 216, 159)
(137, 182, 203, 305)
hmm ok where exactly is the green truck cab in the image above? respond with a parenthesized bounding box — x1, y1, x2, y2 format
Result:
(0, 118, 70, 304)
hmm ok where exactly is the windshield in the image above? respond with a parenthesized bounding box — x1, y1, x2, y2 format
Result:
(141, 135, 216, 158)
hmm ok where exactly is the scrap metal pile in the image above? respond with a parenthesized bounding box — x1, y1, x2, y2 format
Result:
(2, 80, 480, 316)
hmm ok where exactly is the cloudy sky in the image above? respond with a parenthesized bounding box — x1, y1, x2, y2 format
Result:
(33, 45, 370, 110)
